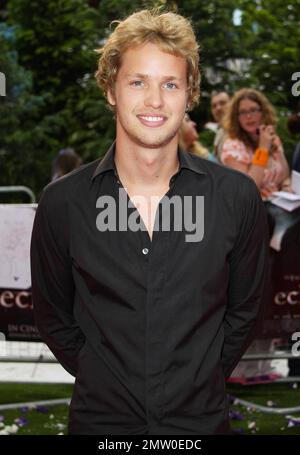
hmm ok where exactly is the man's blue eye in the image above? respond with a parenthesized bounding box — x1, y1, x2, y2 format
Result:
(165, 82, 177, 89)
(131, 81, 143, 87)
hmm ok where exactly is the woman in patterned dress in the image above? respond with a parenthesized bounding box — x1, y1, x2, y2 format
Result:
(220, 88, 290, 200)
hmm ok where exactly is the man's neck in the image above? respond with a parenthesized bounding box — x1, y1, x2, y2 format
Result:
(114, 137, 180, 189)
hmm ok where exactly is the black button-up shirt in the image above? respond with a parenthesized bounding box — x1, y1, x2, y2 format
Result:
(30, 143, 269, 435)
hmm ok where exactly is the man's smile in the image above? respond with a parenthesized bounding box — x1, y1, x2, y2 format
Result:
(137, 114, 167, 127)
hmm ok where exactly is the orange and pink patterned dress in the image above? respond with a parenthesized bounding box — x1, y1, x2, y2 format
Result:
(221, 138, 287, 200)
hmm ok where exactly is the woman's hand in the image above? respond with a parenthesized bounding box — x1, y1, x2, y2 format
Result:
(263, 167, 278, 184)
(260, 183, 277, 199)
(271, 135, 284, 159)
(258, 124, 276, 151)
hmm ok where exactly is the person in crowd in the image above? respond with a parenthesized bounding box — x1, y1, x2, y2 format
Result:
(179, 112, 217, 161)
(211, 91, 230, 126)
(286, 109, 300, 377)
(221, 88, 290, 200)
(51, 147, 82, 181)
(287, 112, 300, 172)
(220, 88, 299, 382)
(210, 91, 230, 160)
(31, 9, 269, 434)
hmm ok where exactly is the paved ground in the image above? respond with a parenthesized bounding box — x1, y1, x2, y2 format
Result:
(0, 342, 74, 383)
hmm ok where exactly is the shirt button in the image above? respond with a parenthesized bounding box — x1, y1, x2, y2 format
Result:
(142, 248, 149, 255)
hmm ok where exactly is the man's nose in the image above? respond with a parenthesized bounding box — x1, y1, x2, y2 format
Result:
(144, 84, 163, 109)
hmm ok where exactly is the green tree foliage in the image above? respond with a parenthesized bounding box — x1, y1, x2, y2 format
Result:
(240, 0, 300, 110)
(1, 0, 116, 196)
(0, 22, 47, 196)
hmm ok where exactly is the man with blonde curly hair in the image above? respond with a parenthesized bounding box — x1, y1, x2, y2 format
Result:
(31, 9, 269, 435)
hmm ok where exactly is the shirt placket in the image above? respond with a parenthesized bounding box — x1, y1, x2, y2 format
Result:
(141, 176, 179, 430)
(140, 225, 169, 429)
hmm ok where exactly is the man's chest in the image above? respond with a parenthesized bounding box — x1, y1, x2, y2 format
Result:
(69, 184, 237, 297)
(123, 184, 171, 240)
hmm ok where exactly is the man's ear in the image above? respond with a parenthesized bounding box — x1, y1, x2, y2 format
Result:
(107, 88, 116, 107)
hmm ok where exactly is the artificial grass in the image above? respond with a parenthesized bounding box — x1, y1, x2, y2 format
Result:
(0, 382, 73, 405)
(0, 383, 72, 435)
(227, 383, 300, 435)
(227, 382, 300, 408)
(0, 405, 68, 435)
(0, 382, 299, 435)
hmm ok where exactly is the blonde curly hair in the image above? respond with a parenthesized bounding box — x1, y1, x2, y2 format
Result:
(95, 9, 200, 110)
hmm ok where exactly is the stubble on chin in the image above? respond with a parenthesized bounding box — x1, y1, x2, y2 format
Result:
(127, 118, 182, 149)
(133, 129, 180, 149)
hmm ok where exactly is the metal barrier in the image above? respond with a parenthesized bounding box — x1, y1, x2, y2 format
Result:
(0, 338, 295, 363)
(0, 347, 296, 363)
(0, 185, 36, 203)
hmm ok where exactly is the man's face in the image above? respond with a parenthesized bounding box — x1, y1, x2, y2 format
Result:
(108, 42, 189, 149)
(211, 92, 230, 124)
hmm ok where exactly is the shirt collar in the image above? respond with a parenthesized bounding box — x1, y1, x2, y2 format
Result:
(92, 142, 116, 179)
(91, 141, 207, 180)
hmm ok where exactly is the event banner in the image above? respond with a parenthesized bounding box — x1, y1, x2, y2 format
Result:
(0, 204, 41, 341)
(261, 219, 300, 338)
